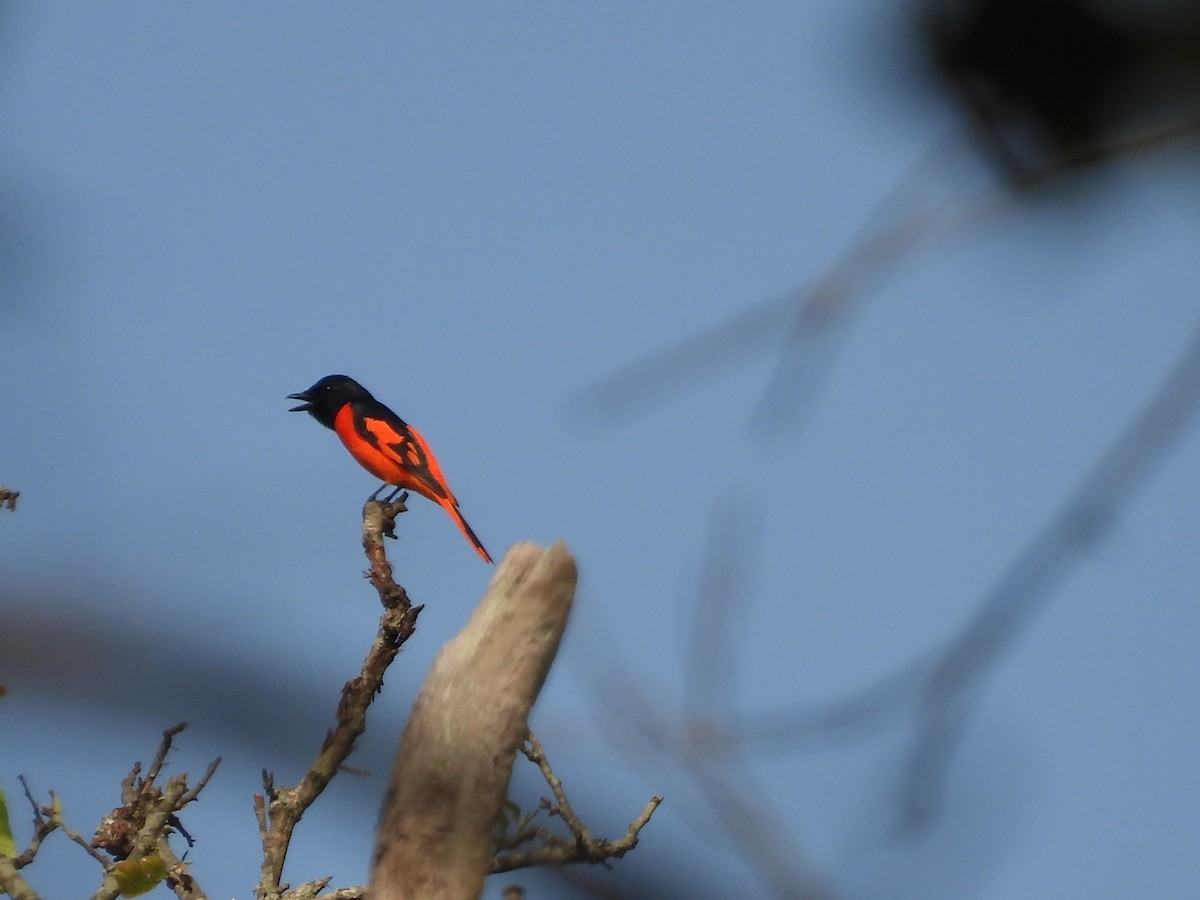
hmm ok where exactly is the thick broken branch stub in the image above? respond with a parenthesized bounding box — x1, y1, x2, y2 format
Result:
(370, 542, 577, 900)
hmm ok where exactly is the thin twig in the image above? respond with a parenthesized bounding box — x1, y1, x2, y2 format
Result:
(179, 757, 221, 806)
(491, 795, 663, 875)
(255, 499, 421, 898)
(84, 725, 219, 900)
(520, 734, 592, 840)
(145, 724, 187, 786)
(61, 818, 111, 868)
(12, 777, 57, 867)
(278, 876, 331, 900)
(491, 732, 662, 874)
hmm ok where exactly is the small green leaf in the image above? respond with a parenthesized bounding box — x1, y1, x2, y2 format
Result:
(113, 855, 168, 897)
(0, 784, 17, 857)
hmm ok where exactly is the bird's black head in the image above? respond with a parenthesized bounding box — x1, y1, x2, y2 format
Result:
(288, 374, 373, 429)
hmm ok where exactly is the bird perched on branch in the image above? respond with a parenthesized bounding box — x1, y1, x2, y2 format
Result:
(289, 374, 492, 563)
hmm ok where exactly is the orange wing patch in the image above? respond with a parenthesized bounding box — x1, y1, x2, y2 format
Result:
(316, 390, 491, 562)
(334, 403, 453, 504)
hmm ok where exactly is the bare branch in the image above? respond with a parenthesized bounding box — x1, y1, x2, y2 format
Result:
(255, 498, 421, 897)
(491, 733, 662, 874)
(62, 817, 111, 868)
(11, 777, 57, 867)
(84, 725, 219, 900)
(520, 733, 593, 841)
(144, 723, 188, 785)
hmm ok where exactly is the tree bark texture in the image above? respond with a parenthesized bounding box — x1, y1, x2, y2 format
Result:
(370, 541, 577, 900)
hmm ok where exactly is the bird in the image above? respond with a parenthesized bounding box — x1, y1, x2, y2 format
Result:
(288, 374, 492, 563)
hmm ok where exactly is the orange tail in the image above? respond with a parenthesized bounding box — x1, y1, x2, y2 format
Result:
(441, 498, 493, 564)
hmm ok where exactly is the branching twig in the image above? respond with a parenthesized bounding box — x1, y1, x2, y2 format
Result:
(88, 724, 220, 900)
(4, 727, 217, 900)
(490, 733, 662, 874)
(254, 499, 421, 899)
(11, 777, 57, 867)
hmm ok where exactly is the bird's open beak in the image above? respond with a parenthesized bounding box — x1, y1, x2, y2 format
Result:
(287, 391, 313, 412)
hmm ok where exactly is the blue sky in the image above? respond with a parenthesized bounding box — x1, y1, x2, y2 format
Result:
(2, 3, 1198, 898)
